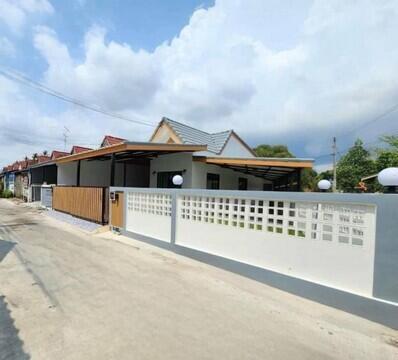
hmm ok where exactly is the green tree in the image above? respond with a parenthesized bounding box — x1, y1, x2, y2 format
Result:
(253, 144, 294, 158)
(301, 168, 318, 191)
(375, 135, 398, 172)
(317, 169, 333, 181)
(336, 139, 376, 192)
(379, 135, 398, 149)
(253, 144, 317, 191)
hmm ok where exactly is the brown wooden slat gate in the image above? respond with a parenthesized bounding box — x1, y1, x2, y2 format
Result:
(53, 186, 109, 224)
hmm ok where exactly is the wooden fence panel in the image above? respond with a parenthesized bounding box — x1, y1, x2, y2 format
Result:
(53, 186, 108, 224)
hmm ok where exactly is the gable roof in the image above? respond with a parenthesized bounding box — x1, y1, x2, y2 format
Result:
(101, 135, 126, 147)
(37, 155, 51, 163)
(51, 150, 69, 160)
(153, 117, 243, 155)
(71, 146, 92, 154)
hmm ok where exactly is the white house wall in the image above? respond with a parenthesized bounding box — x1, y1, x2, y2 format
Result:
(220, 134, 254, 157)
(192, 161, 270, 190)
(149, 153, 193, 188)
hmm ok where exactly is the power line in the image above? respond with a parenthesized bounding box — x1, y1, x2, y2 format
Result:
(340, 103, 398, 138)
(314, 139, 384, 163)
(0, 68, 155, 128)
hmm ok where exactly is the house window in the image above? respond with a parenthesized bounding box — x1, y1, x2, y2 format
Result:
(206, 173, 220, 190)
(157, 171, 183, 188)
(238, 177, 248, 190)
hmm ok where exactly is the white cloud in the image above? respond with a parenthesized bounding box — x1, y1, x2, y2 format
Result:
(34, 25, 161, 111)
(33, 0, 398, 142)
(0, 0, 53, 33)
(3, 0, 398, 167)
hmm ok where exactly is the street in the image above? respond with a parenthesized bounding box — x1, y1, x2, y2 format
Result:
(0, 199, 397, 360)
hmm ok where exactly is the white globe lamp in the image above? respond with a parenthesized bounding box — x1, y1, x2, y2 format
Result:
(172, 174, 183, 186)
(318, 179, 331, 192)
(377, 167, 398, 193)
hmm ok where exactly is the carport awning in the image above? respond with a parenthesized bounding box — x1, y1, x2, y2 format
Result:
(56, 142, 207, 163)
(195, 156, 313, 181)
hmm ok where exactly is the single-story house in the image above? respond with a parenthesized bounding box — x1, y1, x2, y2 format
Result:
(55, 117, 313, 191)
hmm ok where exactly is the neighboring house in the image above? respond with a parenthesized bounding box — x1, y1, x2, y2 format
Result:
(71, 146, 92, 154)
(101, 135, 126, 147)
(14, 159, 34, 200)
(51, 150, 70, 160)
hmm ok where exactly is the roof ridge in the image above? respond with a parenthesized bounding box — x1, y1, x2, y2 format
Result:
(104, 134, 126, 139)
(211, 129, 232, 135)
(163, 117, 212, 136)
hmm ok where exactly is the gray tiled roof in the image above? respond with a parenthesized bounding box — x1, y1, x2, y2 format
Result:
(163, 118, 232, 154)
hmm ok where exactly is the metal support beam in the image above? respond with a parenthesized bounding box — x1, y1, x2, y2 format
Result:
(110, 153, 116, 187)
(76, 160, 81, 186)
(297, 169, 302, 192)
(123, 162, 127, 187)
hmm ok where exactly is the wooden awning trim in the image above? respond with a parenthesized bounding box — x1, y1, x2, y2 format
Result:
(56, 142, 207, 164)
(195, 156, 313, 169)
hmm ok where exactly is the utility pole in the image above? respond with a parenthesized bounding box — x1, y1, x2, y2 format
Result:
(332, 137, 337, 192)
(63, 126, 70, 151)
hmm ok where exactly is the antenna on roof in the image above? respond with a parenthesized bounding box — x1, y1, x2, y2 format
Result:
(63, 126, 70, 151)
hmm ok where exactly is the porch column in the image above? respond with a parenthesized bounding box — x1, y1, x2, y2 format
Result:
(123, 162, 127, 187)
(110, 154, 116, 187)
(76, 160, 81, 186)
(296, 169, 302, 192)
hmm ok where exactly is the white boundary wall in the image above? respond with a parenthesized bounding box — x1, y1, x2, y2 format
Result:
(112, 187, 398, 328)
(176, 195, 376, 297)
(120, 188, 377, 297)
(125, 192, 172, 242)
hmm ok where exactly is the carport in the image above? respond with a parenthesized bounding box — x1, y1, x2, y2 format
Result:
(53, 142, 206, 223)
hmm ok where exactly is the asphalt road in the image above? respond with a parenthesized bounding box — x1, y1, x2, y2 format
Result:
(0, 199, 397, 360)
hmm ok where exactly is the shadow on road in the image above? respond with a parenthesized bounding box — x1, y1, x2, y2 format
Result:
(0, 239, 16, 263)
(0, 296, 30, 360)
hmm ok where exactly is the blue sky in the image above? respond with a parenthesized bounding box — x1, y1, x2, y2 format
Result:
(1, 0, 398, 170)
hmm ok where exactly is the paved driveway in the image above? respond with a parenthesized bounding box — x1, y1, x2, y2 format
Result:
(0, 199, 397, 360)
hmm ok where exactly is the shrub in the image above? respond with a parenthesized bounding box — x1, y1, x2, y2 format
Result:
(1, 189, 13, 198)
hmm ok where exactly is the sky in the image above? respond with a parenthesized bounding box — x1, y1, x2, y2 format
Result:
(1, 0, 398, 171)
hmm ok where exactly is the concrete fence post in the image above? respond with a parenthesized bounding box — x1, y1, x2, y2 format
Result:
(170, 191, 177, 245)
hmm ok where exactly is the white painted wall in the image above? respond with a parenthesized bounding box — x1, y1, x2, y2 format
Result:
(149, 153, 193, 188)
(192, 161, 271, 190)
(120, 189, 377, 298)
(57, 162, 78, 185)
(220, 134, 254, 157)
(175, 196, 377, 297)
(125, 191, 172, 242)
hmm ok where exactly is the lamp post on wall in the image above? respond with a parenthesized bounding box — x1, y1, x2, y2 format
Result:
(172, 175, 183, 187)
(318, 179, 331, 192)
(377, 167, 398, 194)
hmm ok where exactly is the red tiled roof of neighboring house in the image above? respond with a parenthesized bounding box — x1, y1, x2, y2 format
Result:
(37, 155, 51, 163)
(101, 135, 126, 147)
(51, 150, 70, 160)
(71, 146, 93, 154)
